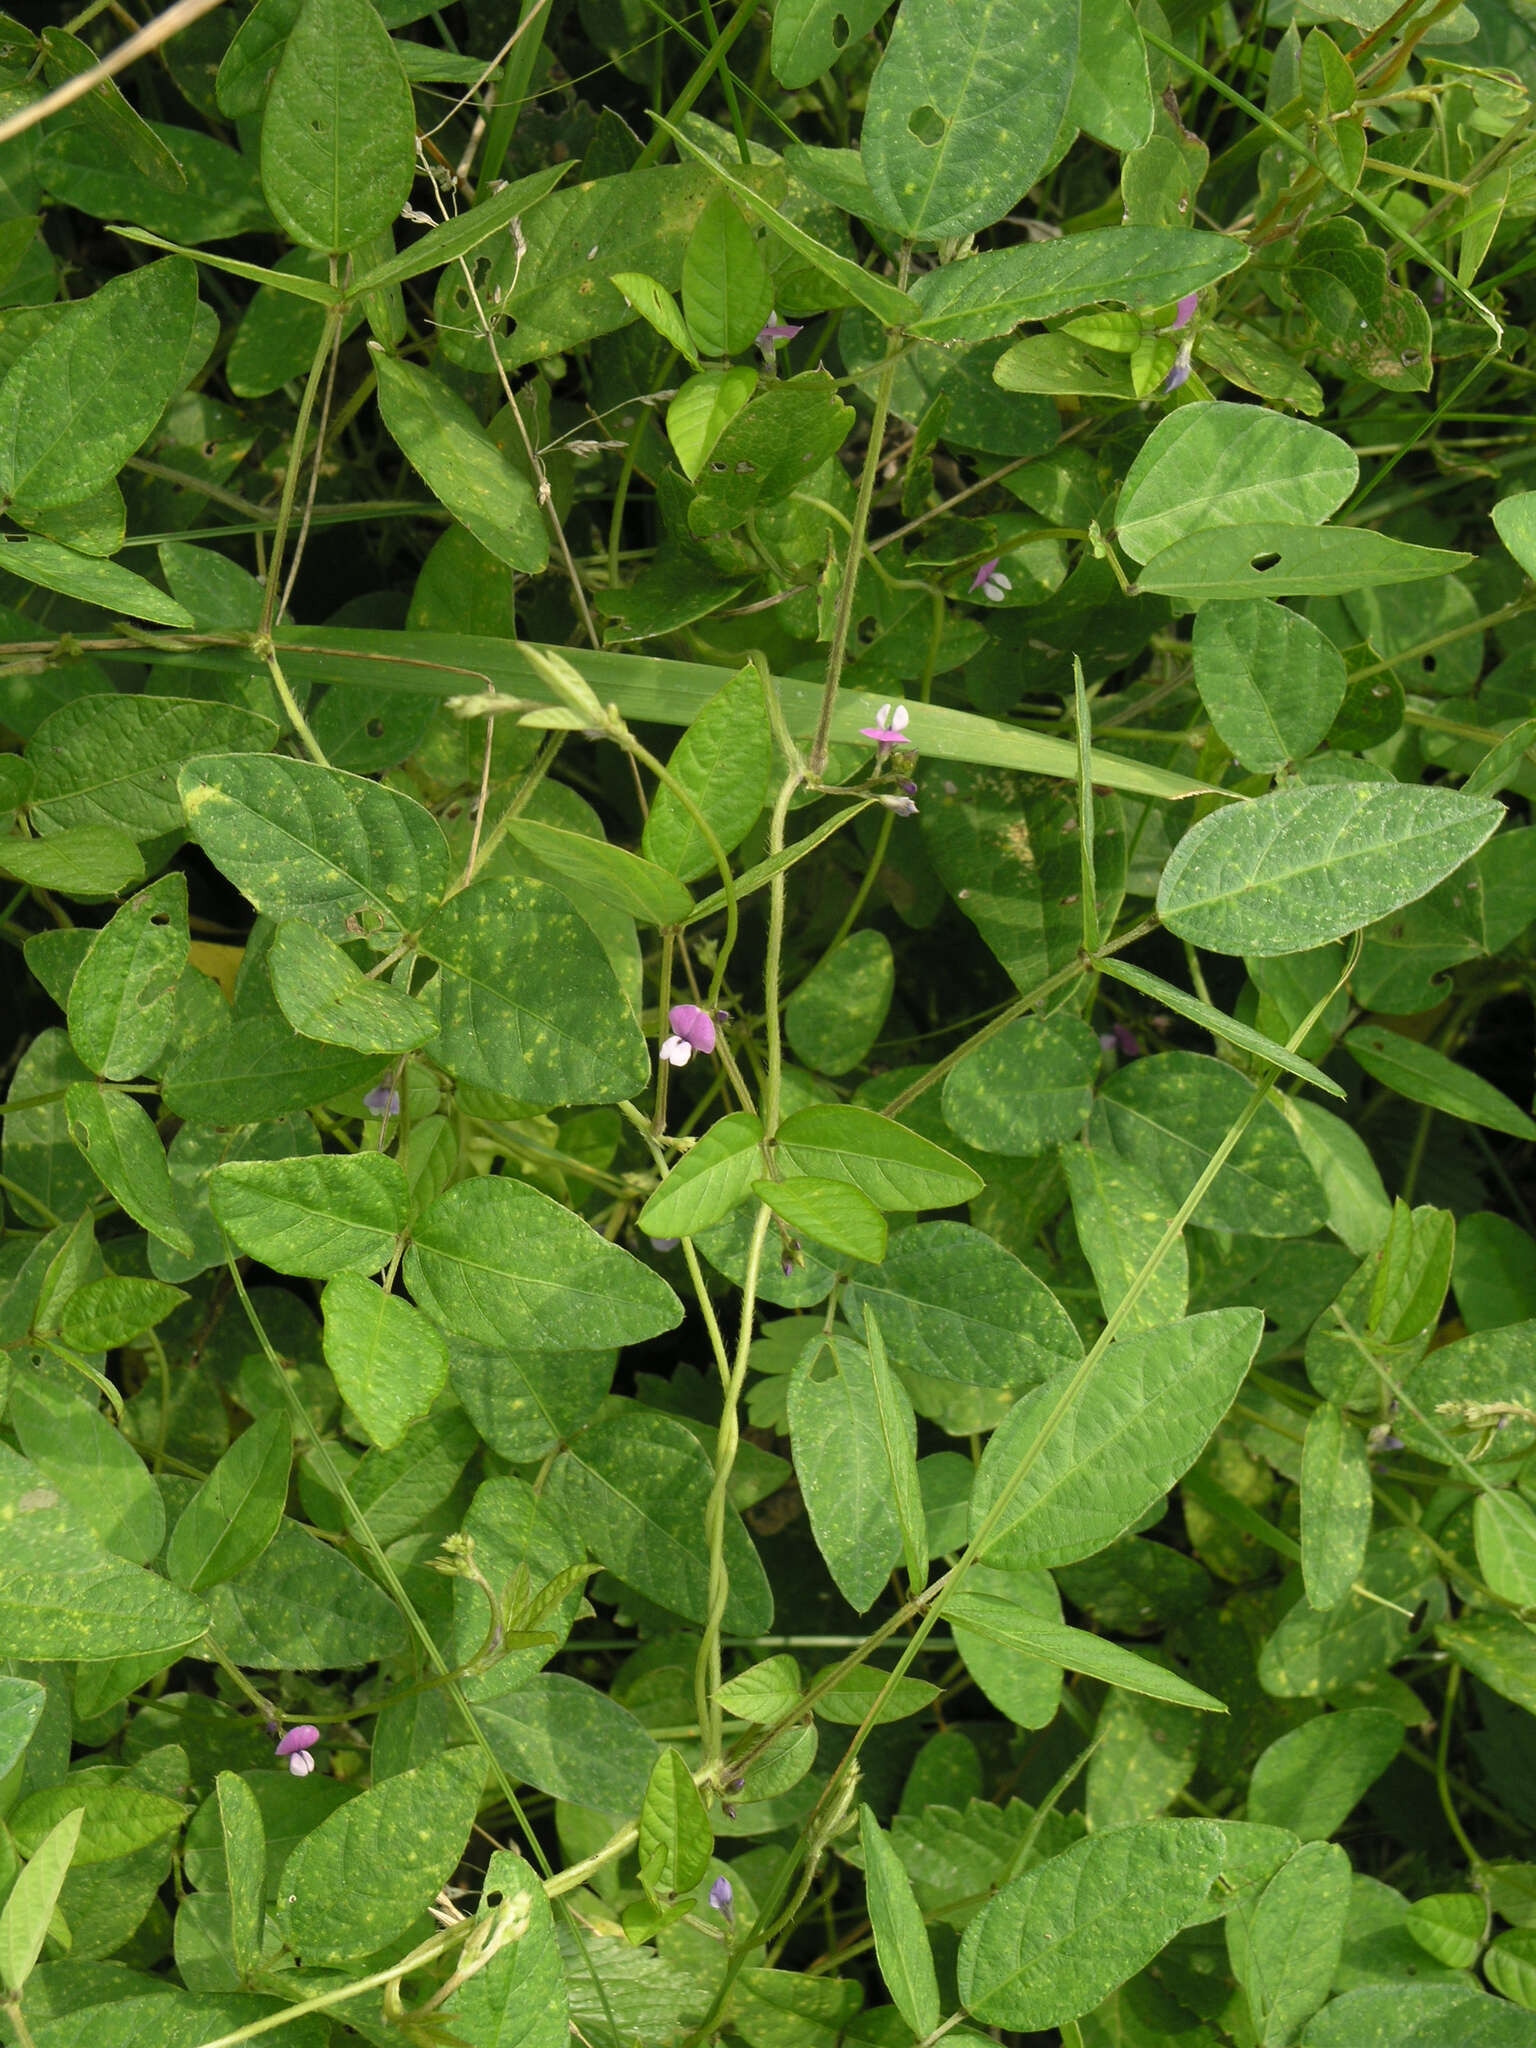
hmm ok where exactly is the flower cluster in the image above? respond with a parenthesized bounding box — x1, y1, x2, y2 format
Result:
(274, 1724, 321, 1777)
(659, 1003, 717, 1068)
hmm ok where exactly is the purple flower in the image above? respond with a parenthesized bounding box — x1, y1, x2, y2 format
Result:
(969, 557, 1012, 603)
(275, 1725, 321, 1776)
(1162, 338, 1194, 395)
(708, 1875, 734, 1926)
(364, 1084, 400, 1118)
(879, 792, 918, 817)
(1172, 292, 1198, 330)
(1098, 1023, 1142, 1060)
(756, 320, 802, 354)
(858, 701, 911, 751)
(660, 1003, 717, 1068)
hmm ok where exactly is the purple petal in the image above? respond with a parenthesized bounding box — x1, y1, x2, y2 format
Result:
(755, 321, 802, 349)
(709, 1875, 734, 1924)
(668, 1003, 716, 1054)
(1173, 292, 1199, 330)
(969, 556, 1001, 594)
(275, 1724, 321, 1757)
(1162, 341, 1194, 394)
(364, 1084, 400, 1117)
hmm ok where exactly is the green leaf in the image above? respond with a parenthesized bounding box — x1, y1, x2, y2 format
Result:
(320, 1274, 448, 1451)
(1061, 1144, 1188, 1335)
(0, 826, 144, 898)
(1260, 1532, 1436, 1698)
(0, 1440, 208, 1658)
(812, 1663, 940, 1724)
(7, 1376, 164, 1565)
(1086, 1688, 1203, 1830)
(1493, 491, 1536, 579)
(66, 874, 188, 1080)
(30, 699, 274, 841)
(972, 1307, 1264, 1567)
(772, 0, 894, 89)
(958, 1819, 1227, 2029)
(179, 754, 450, 939)
(1068, 0, 1154, 150)
(546, 1406, 771, 1632)
(476, 1674, 658, 1816)
(1247, 1710, 1402, 1840)
(1191, 599, 1348, 774)
(352, 164, 573, 291)
(1300, 1404, 1371, 1611)
(944, 1593, 1226, 1711)
(1092, 1052, 1326, 1237)
(440, 1849, 567, 2048)
(373, 352, 548, 573)
(65, 1084, 193, 1256)
(215, 1772, 266, 1982)
(860, 1806, 940, 2037)
(279, 1748, 482, 1965)
(40, 27, 187, 190)
(861, 0, 1078, 239)
(754, 1175, 887, 1264)
(1474, 1492, 1536, 1607)
(666, 366, 757, 480)
(638, 1111, 764, 1239)
(209, 1153, 407, 1277)
(717, 1654, 802, 1721)
(11, 1778, 184, 1866)
(266, 918, 432, 1055)
(686, 370, 855, 536)
(609, 269, 702, 368)
(1159, 784, 1501, 959)
(1452, 1212, 1536, 1334)
(942, 1015, 1100, 1155)
(260, 0, 415, 252)
(1405, 1892, 1487, 1972)
(862, 1305, 927, 1595)
(418, 876, 649, 1109)
(0, 540, 195, 626)
(1098, 956, 1345, 1097)
(788, 1333, 905, 1611)
(842, 1219, 1081, 1389)
(0, 1807, 83, 1996)
(160, 1014, 385, 1122)
(1136, 523, 1473, 600)
(206, 1512, 407, 1667)
(502, 819, 694, 926)
(785, 930, 894, 1077)
(642, 662, 772, 883)
(1484, 1930, 1536, 2009)
(1437, 1613, 1536, 1720)
(407, 1177, 683, 1350)
(1116, 403, 1357, 564)
(165, 1413, 290, 1593)
(681, 190, 772, 357)
(1346, 1023, 1536, 1141)
(0, 1678, 46, 1781)
(0, 260, 198, 515)
(913, 226, 1247, 342)
(1228, 1839, 1351, 2048)
(639, 1749, 712, 1898)
(776, 1102, 982, 1209)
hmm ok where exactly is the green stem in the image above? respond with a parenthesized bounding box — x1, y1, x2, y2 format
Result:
(633, 0, 763, 170)
(260, 308, 342, 639)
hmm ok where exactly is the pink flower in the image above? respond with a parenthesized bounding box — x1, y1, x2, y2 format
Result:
(275, 1725, 321, 1776)
(858, 701, 911, 750)
(756, 320, 802, 353)
(969, 558, 1011, 603)
(1172, 292, 1198, 330)
(709, 1875, 734, 1925)
(1162, 338, 1194, 395)
(660, 1003, 717, 1068)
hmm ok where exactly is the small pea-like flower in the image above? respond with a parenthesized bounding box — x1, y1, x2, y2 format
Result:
(275, 1725, 321, 1777)
(879, 792, 918, 818)
(1162, 337, 1194, 395)
(659, 1003, 717, 1068)
(1099, 1023, 1142, 1060)
(364, 1083, 400, 1118)
(1171, 292, 1199, 331)
(708, 1875, 734, 1926)
(859, 702, 911, 751)
(969, 558, 1012, 603)
(756, 319, 802, 355)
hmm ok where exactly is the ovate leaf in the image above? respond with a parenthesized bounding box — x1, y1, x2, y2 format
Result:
(1158, 784, 1502, 958)
(642, 662, 773, 884)
(165, 1412, 291, 1593)
(209, 1153, 408, 1277)
(321, 1275, 450, 1451)
(374, 352, 547, 573)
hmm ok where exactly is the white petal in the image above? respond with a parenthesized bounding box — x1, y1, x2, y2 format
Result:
(992, 574, 1012, 591)
(877, 703, 893, 727)
(891, 704, 909, 730)
(660, 1037, 692, 1067)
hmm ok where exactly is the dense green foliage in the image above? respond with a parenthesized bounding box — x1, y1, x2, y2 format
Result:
(3, 0, 1536, 2043)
